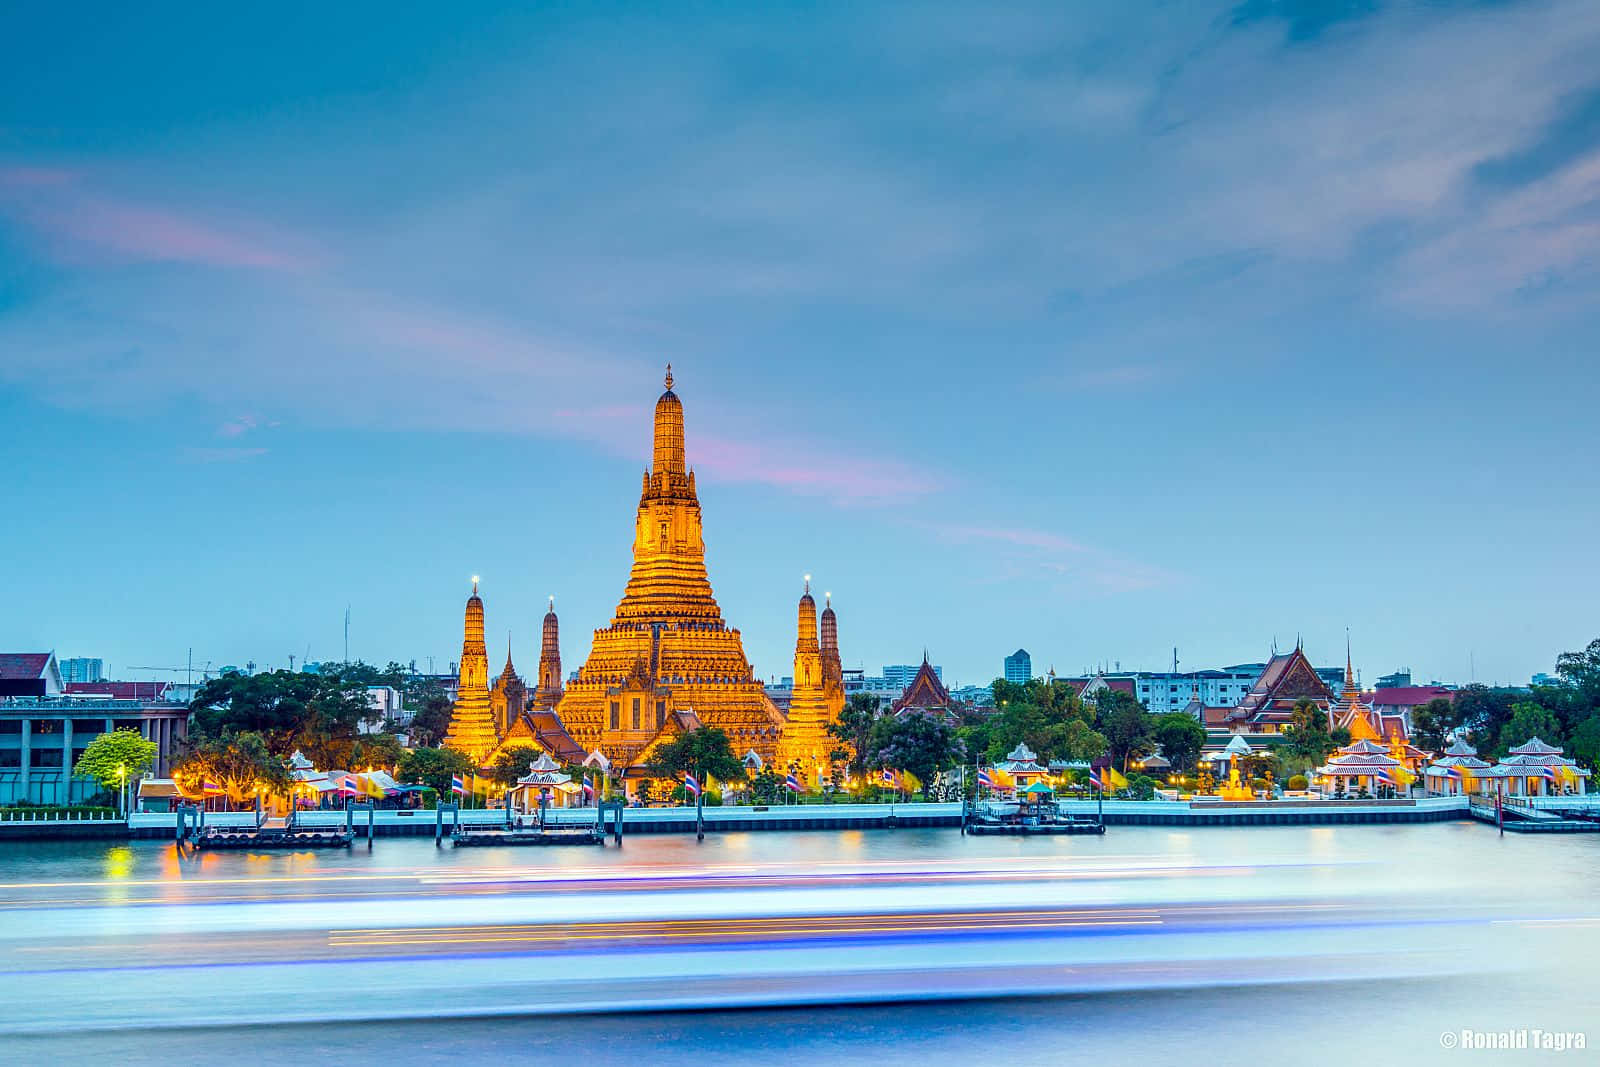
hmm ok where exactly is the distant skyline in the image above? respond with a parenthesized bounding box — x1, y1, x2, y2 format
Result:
(3, 3, 1598, 688)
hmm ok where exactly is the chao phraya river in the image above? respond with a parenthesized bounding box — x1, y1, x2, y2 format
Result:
(3, 824, 1595, 1064)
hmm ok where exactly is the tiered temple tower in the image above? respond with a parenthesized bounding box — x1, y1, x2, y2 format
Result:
(490, 636, 528, 736)
(533, 597, 564, 711)
(775, 580, 843, 785)
(552, 367, 785, 768)
(444, 579, 500, 765)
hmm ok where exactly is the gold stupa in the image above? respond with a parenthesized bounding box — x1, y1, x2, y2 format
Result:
(553, 366, 786, 768)
(774, 581, 846, 785)
(443, 579, 499, 764)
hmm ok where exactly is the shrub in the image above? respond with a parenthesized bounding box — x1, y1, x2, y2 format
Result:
(1287, 774, 1308, 791)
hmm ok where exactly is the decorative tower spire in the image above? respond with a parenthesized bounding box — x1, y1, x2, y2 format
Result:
(534, 594, 564, 710)
(653, 363, 685, 476)
(795, 579, 819, 658)
(444, 578, 498, 764)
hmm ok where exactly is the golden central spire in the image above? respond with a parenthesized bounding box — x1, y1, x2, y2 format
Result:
(551, 367, 783, 769)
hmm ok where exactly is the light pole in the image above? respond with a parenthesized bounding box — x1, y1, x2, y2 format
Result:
(118, 763, 126, 817)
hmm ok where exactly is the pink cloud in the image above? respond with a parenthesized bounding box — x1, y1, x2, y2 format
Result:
(920, 520, 1173, 593)
(689, 431, 943, 503)
(0, 167, 314, 271)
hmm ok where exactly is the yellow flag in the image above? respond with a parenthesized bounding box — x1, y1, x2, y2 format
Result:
(1107, 766, 1130, 790)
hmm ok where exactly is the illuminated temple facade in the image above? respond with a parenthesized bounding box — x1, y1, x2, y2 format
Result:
(774, 582, 846, 786)
(552, 367, 787, 769)
(446, 368, 837, 780)
(442, 580, 498, 765)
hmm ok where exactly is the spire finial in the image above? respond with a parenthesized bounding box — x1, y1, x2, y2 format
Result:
(824, 591, 831, 607)
(549, 595, 555, 612)
(664, 362, 673, 391)
(803, 573, 811, 594)
(1345, 628, 1354, 685)
(471, 575, 479, 594)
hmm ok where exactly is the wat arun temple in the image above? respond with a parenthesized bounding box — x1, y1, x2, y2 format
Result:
(443, 368, 844, 787)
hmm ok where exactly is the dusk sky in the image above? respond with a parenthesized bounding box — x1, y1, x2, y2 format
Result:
(3, 2, 1598, 689)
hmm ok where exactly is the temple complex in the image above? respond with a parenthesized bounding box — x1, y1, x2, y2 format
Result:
(443, 579, 499, 764)
(549, 367, 786, 770)
(774, 581, 846, 786)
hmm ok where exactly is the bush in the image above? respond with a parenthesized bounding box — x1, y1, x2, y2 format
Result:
(1287, 774, 1308, 791)
(1128, 775, 1158, 800)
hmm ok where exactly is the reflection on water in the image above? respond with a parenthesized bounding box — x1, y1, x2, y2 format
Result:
(1, 824, 1595, 1064)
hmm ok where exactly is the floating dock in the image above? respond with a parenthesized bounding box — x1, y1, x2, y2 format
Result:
(190, 827, 355, 850)
(452, 826, 605, 847)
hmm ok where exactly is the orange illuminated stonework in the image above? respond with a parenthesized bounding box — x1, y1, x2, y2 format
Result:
(775, 582, 846, 786)
(444, 580, 499, 765)
(552, 367, 786, 769)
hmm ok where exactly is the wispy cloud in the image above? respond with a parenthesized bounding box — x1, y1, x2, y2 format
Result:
(0, 167, 316, 271)
(922, 521, 1173, 593)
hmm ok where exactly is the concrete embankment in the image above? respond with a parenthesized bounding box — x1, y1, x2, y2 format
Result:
(19, 795, 1600, 842)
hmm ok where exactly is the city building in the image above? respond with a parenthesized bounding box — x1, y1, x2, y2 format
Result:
(950, 684, 995, 709)
(59, 657, 104, 684)
(364, 685, 404, 729)
(840, 670, 905, 711)
(2, 653, 190, 805)
(883, 663, 940, 689)
(1376, 669, 1412, 689)
(1003, 649, 1031, 684)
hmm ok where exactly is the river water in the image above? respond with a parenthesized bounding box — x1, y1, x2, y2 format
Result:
(2, 823, 1595, 1064)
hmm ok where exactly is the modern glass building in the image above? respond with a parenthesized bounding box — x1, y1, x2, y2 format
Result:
(1003, 649, 1032, 684)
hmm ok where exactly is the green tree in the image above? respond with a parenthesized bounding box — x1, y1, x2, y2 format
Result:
(750, 768, 784, 804)
(351, 732, 405, 772)
(1555, 637, 1600, 707)
(407, 692, 454, 748)
(1150, 712, 1207, 773)
(1567, 716, 1600, 773)
(188, 669, 377, 766)
(1097, 689, 1153, 772)
(398, 746, 476, 796)
(1495, 702, 1563, 757)
(1410, 697, 1458, 753)
(648, 727, 745, 786)
(487, 745, 546, 788)
(1279, 699, 1341, 774)
(827, 693, 881, 776)
(73, 728, 158, 792)
(986, 678, 1105, 763)
(867, 709, 966, 796)
(175, 731, 290, 805)
(1452, 685, 1520, 751)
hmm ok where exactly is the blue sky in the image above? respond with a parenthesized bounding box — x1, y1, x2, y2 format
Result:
(3, 1, 1598, 689)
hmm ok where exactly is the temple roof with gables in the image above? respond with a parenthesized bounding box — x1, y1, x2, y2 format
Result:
(1222, 646, 1335, 729)
(891, 655, 954, 717)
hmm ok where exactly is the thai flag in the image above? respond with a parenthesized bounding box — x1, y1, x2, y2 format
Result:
(1376, 768, 1398, 786)
(881, 768, 896, 786)
(582, 779, 596, 801)
(784, 773, 802, 792)
(202, 779, 223, 795)
(451, 774, 467, 796)
(339, 775, 359, 798)
(976, 768, 995, 789)
(684, 774, 701, 798)
(1086, 770, 1102, 790)
(1540, 764, 1561, 781)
